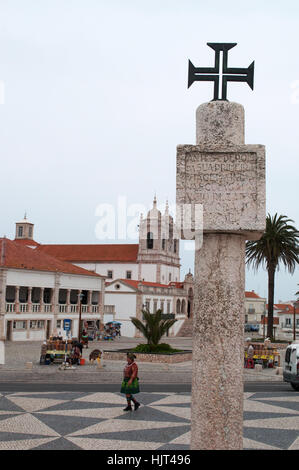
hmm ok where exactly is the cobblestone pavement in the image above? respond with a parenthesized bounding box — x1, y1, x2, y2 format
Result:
(0, 338, 296, 451)
(0, 390, 298, 450)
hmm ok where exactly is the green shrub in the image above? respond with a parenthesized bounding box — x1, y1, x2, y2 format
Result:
(132, 343, 182, 354)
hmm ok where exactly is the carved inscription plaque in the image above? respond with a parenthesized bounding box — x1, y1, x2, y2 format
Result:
(176, 145, 266, 238)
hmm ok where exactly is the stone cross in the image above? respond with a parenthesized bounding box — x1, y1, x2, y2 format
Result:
(176, 100, 265, 449)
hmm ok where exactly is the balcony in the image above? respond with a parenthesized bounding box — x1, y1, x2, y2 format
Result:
(43, 304, 52, 313)
(20, 303, 28, 313)
(104, 305, 115, 314)
(5, 302, 99, 315)
(6, 303, 15, 313)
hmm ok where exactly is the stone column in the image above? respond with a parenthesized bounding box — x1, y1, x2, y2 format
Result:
(176, 101, 266, 450)
(87, 290, 92, 313)
(15, 286, 20, 313)
(40, 287, 44, 313)
(66, 289, 71, 313)
(53, 274, 60, 335)
(28, 287, 32, 313)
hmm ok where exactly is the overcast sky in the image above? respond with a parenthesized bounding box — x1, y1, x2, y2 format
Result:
(0, 0, 298, 302)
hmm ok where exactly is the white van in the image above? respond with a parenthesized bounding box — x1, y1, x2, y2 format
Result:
(283, 342, 299, 391)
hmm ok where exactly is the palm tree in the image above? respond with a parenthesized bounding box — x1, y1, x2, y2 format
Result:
(246, 214, 299, 340)
(130, 309, 177, 347)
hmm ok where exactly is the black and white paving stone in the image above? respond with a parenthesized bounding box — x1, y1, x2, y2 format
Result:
(0, 391, 298, 450)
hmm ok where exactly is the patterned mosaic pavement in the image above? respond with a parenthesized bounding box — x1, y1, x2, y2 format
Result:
(0, 391, 298, 450)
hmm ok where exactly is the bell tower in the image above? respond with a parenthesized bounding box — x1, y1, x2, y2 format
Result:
(15, 214, 34, 241)
(137, 198, 181, 283)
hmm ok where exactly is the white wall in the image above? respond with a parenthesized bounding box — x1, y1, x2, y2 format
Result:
(105, 290, 137, 337)
(75, 263, 138, 281)
(161, 265, 180, 284)
(60, 273, 103, 291)
(6, 269, 55, 288)
(139, 264, 157, 282)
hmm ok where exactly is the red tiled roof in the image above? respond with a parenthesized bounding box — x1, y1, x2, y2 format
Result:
(0, 238, 102, 278)
(277, 307, 299, 315)
(169, 281, 184, 289)
(106, 279, 183, 290)
(273, 304, 293, 310)
(38, 244, 139, 263)
(245, 291, 261, 299)
(14, 238, 40, 247)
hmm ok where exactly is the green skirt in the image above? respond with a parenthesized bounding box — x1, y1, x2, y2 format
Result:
(120, 377, 140, 395)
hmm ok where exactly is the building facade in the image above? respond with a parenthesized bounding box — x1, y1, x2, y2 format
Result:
(0, 233, 105, 353)
(3, 202, 194, 340)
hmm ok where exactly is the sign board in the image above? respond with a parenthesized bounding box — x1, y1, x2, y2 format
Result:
(63, 319, 72, 332)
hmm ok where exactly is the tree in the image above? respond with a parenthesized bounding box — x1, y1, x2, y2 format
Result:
(246, 214, 299, 340)
(130, 309, 177, 347)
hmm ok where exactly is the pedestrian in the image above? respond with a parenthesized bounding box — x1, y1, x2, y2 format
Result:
(71, 341, 81, 365)
(121, 353, 140, 411)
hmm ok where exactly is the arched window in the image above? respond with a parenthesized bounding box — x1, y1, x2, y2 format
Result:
(162, 238, 166, 250)
(181, 299, 186, 314)
(176, 299, 181, 314)
(147, 232, 154, 249)
(174, 239, 177, 253)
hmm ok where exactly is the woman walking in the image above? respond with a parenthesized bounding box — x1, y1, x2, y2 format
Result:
(121, 353, 140, 411)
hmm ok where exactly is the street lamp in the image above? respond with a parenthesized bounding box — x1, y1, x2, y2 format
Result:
(293, 300, 299, 341)
(78, 292, 84, 342)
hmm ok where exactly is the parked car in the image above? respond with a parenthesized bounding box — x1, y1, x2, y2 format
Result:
(283, 342, 299, 391)
(244, 324, 260, 332)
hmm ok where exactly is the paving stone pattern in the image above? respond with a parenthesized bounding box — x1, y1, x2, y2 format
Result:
(0, 391, 298, 450)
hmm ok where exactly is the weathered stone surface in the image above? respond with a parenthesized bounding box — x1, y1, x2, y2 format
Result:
(176, 101, 266, 450)
(196, 101, 245, 147)
(176, 102, 266, 240)
(191, 233, 245, 450)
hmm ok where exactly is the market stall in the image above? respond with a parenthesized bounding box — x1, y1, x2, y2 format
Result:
(244, 342, 280, 368)
(40, 336, 82, 365)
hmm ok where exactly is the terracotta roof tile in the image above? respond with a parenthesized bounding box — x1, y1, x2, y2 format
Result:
(13, 238, 40, 247)
(106, 279, 184, 290)
(38, 244, 139, 263)
(245, 291, 261, 299)
(0, 238, 102, 278)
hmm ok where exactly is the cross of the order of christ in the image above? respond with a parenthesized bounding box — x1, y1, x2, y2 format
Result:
(188, 43, 254, 101)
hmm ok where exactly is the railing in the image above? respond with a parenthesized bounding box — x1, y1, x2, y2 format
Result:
(104, 305, 115, 314)
(44, 304, 52, 313)
(6, 303, 15, 312)
(5, 302, 99, 315)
